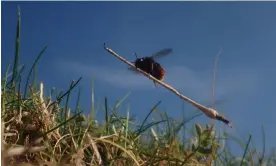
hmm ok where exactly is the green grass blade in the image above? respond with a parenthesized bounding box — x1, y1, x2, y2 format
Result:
(107, 92, 131, 128)
(125, 106, 130, 149)
(104, 97, 109, 134)
(48, 77, 82, 107)
(74, 87, 81, 114)
(163, 112, 171, 141)
(112, 92, 131, 113)
(2, 63, 11, 90)
(17, 75, 22, 114)
(40, 111, 83, 137)
(259, 125, 266, 165)
(10, 6, 21, 91)
(63, 80, 75, 133)
(23, 46, 47, 98)
(1, 63, 11, 115)
(15, 64, 25, 85)
(138, 101, 161, 134)
(136, 120, 167, 136)
(240, 134, 252, 166)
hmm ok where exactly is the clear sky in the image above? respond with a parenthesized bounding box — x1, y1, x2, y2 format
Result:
(2, 2, 276, 155)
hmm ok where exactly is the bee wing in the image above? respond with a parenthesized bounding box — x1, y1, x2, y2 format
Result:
(151, 48, 173, 59)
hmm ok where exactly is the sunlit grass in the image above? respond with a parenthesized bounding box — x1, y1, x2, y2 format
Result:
(2, 6, 276, 166)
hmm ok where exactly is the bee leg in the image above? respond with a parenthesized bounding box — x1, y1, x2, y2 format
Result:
(153, 81, 158, 88)
(150, 63, 158, 87)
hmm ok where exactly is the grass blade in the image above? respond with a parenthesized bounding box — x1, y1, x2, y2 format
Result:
(63, 80, 76, 133)
(40, 111, 83, 137)
(48, 77, 82, 107)
(23, 46, 47, 98)
(10, 6, 21, 90)
(240, 134, 252, 166)
(104, 97, 109, 134)
(138, 101, 161, 134)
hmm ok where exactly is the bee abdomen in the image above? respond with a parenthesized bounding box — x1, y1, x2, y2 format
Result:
(152, 63, 165, 81)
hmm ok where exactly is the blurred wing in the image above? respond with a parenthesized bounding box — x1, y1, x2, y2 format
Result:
(151, 48, 173, 59)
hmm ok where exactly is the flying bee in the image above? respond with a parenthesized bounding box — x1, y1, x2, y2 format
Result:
(129, 48, 173, 87)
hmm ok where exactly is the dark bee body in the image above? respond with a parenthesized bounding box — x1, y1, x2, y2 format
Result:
(134, 57, 165, 82)
(132, 48, 172, 87)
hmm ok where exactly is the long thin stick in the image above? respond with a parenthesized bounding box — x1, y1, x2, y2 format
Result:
(210, 48, 223, 165)
(103, 43, 232, 128)
(211, 49, 222, 127)
(212, 49, 222, 109)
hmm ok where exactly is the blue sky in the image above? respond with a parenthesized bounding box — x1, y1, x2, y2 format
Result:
(2, 2, 276, 155)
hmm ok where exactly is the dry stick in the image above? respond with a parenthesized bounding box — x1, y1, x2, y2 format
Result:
(209, 49, 223, 166)
(103, 43, 232, 128)
(211, 49, 222, 127)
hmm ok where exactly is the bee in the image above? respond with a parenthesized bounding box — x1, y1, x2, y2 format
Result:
(129, 48, 173, 87)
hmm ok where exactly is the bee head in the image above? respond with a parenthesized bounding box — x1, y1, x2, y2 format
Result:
(136, 58, 144, 62)
(134, 58, 144, 67)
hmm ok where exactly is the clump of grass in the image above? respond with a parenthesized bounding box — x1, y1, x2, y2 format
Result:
(2, 5, 276, 166)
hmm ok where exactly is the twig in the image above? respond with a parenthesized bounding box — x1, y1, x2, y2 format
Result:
(210, 48, 223, 164)
(212, 48, 222, 109)
(103, 43, 232, 128)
